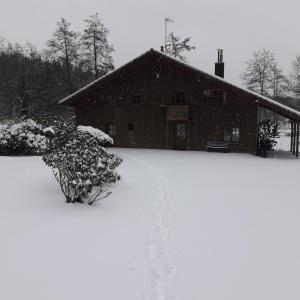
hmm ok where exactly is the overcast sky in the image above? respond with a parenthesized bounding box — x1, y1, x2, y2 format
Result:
(1, 0, 299, 85)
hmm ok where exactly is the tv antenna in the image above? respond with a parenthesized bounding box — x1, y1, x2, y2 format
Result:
(164, 17, 174, 51)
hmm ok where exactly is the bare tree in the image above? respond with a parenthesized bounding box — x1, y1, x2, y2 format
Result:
(165, 32, 195, 62)
(291, 55, 300, 96)
(241, 49, 276, 96)
(47, 18, 79, 93)
(81, 13, 114, 79)
(270, 63, 287, 100)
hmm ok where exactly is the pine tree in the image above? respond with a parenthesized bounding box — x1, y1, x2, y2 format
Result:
(81, 13, 114, 79)
(47, 18, 79, 93)
(165, 32, 195, 62)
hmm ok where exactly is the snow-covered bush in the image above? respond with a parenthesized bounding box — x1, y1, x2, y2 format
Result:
(0, 119, 52, 155)
(34, 115, 75, 150)
(43, 126, 121, 205)
(257, 120, 280, 157)
(77, 125, 113, 145)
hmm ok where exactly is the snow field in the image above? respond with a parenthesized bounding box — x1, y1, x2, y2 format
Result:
(1, 147, 300, 300)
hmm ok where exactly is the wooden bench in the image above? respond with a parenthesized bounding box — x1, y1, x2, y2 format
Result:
(206, 141, 230, 153)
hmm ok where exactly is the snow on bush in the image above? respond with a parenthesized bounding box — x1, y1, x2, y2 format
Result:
(77, 125, 113, 145)
(34, 115, 79, 152)
(43, 126, 122, 205)
(0, 119, 52, 155)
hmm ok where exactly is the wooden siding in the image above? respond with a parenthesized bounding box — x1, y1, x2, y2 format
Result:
(74, 51, 258, 153)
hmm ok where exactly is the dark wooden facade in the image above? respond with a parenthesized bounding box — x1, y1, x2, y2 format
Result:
(61, 49, 300, 154)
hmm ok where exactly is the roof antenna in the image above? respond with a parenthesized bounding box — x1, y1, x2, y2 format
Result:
(164, 17, 174, 52)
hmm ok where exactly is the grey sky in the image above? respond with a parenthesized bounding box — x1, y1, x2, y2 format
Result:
(1, 0, 299, 85)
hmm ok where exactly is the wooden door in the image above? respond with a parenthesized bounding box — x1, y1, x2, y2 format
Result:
(174, 122, 187, 150)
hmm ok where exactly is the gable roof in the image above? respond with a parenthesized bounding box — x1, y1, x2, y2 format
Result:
(59, 48, 300, 121)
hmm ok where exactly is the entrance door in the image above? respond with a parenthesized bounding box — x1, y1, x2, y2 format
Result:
(174, 122, 187, 150)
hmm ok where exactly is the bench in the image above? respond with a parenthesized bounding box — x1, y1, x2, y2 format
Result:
(206, 141, 230, 153)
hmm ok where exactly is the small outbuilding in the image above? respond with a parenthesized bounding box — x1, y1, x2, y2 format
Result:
(60, 48, 300, 156)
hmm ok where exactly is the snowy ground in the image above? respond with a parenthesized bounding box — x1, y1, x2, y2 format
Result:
(1, 144, 300, 299)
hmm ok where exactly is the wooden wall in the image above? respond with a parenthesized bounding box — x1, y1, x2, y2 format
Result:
(74, 51, 258, 153)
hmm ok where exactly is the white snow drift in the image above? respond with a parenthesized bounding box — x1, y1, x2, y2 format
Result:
(1, 148, 300, 300)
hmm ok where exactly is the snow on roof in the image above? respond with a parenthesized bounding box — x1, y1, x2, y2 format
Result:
(59, 49, 300, 120)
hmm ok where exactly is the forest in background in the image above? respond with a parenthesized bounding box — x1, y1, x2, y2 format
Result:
(1, 14, 300, 119)
(0, 14, 114, 118)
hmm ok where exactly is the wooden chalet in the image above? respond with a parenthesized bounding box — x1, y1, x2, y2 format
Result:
(60, 48, 300, 156)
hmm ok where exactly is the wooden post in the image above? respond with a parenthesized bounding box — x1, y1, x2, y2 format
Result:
(293, 122, 296, 155)
(256, 104, 261, 155)
(293, 122, 297, 155)
(290, 120, 294, 152)
(296, 122, 299, 157)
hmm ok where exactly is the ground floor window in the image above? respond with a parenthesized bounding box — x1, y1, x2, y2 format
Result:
(224, 127, 240, 142)
(128, 123, 134, 131)
(176, 123, 186, 138)
(105, 123, 116, 137)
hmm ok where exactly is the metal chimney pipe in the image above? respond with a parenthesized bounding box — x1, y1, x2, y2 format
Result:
(215, 49, 225, 78)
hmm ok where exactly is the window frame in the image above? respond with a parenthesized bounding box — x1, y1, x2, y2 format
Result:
(174, 91, 187, 105)
(132, 95, 141, 105)
(105, 123, 116, 137)
(128, 123, 134, 131)
(224, 127, 240, 143)
(203, 89, 226, 103)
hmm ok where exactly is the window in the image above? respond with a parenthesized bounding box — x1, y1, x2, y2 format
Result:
(203, 90, 226, 103)
(213, 90, 225, 103)
(224, 127, 240, 143)
(203, 90, 211, 103)
(132, 95, 141, 105)
(176, 123, 186, 138)
(224, 128, 232, 142)
(105, 123, 116, 137)
(128, 123, 134, 131)
(232, 128, 240, 142)
(175, 92, 186, 105)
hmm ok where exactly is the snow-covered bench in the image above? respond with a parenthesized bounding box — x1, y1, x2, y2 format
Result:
(206, 141, 230, 153)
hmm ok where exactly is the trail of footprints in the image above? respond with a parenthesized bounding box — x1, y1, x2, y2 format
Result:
(133, 157, 176, 300)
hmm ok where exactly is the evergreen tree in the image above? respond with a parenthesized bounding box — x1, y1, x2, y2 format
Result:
(165, 32, 195, 62)
(81, 13, 114, 79)
(47, 18, 79, 93)
(257, 120, 279, 157)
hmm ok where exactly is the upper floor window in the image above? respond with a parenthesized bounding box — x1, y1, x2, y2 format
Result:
(132, 95, 141, 105)
(224, 127, 240, 143)
(203, 90, 226, 103)
(175, 92, 187, 105)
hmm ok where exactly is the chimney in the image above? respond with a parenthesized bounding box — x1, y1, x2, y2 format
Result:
(160, 46, 164, 53)
(215, 49, 224, 78)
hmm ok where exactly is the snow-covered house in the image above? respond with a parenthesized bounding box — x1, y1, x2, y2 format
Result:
(59, 48, 300, 155)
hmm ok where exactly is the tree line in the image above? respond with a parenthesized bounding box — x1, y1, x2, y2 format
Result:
(1, 15, 300, 119)
(0, 13, 114, 118)
(240, 49, 300, 103)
